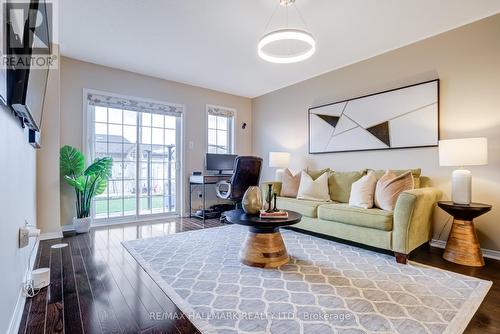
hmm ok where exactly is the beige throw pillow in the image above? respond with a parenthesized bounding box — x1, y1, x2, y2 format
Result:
(375, 170, 414, 211)
(280, 168, 301, 198)
(297, 171, 330, 202)
(349, 171, 377, 209)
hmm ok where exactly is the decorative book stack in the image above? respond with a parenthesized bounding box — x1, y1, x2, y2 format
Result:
(260, 210, 288, 219)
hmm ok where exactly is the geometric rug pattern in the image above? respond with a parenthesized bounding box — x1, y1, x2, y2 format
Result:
(122, 225, 491, 334)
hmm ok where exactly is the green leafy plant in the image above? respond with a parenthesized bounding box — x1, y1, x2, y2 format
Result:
(60, 145, 113, 218)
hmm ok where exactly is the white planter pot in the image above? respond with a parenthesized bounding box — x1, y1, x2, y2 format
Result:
(73, 216, 93, 233)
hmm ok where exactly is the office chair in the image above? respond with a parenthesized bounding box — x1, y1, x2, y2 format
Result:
(216, 156, 263, 220)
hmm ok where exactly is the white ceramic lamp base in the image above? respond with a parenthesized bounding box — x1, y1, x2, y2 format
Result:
(275, 168, 285, 182)
(452, 169, 472, 205)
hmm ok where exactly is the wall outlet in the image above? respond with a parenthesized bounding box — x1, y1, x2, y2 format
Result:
(19, 227, 30, 248)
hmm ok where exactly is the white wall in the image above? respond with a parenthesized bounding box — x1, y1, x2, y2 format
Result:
(60, 57, 253, 226)
(252, 14, 500, 251)
(0, 107, 37, 333)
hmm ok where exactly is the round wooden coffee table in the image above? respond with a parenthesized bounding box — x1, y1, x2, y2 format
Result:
(224, 209, 302, 268)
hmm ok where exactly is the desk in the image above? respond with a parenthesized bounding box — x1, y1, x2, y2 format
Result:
(189, 174, 232, 222)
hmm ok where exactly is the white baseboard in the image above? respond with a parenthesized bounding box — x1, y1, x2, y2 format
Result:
(61, 224, 74, 232)
(430, 239, 500, 261)
(7, 289, 26, 334)
(7, 237, 40, 334)
(39, 231, 63, 240)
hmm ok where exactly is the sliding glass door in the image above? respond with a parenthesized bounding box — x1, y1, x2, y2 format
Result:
(87, 93, 182, 222)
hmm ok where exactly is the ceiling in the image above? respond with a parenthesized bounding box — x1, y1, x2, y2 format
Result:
(60, 0, 500, 98)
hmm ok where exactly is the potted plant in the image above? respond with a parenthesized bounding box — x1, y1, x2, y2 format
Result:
(60, 145, 112, 233)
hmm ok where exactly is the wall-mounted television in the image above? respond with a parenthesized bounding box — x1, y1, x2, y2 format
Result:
(6, 0, 51, 132)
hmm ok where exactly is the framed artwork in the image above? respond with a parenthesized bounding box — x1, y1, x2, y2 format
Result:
(308, 79, 439, 154)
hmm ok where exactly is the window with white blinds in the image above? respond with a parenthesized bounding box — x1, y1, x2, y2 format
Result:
(207, 105, 235, 154)
(87, 92, 183, 220)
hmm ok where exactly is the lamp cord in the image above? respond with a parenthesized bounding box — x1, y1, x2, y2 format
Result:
(293, 2, 310, 30)
(262, 2, 280, 34)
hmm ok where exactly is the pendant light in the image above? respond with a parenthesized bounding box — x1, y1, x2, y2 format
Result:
(258, 0, 316, 64)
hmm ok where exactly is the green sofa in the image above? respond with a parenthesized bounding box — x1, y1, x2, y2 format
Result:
(262, 169, 442, 264)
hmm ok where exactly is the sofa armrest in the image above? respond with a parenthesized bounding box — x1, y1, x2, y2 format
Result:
(261, 181, 282, 199)
(392, 187, 442, 254)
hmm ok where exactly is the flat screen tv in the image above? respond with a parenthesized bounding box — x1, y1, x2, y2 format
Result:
(206, 153, 237, 174)
(7, 0, 50, 131)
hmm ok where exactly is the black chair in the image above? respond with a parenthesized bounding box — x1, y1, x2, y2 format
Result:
(216, 156, 263, 220)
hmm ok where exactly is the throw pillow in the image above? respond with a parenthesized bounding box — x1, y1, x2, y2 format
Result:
(306, 167, 331, 180)
(374, 170, 414, 211)
(371, 168, 421, 188)
(297, 171, 330, 201)
(349, 171, 377, 209)
(328, 170, 366, 203)
(280, 168, 301, 198)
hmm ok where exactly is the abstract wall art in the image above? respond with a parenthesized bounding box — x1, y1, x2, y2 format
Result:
(308, 79, 439, 154)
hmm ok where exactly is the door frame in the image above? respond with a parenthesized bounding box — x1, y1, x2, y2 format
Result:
(82, 88, 185, 224)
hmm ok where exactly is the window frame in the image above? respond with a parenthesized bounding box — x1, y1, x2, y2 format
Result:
(206, 104, 236, 155)
(83, 88, 185, 224)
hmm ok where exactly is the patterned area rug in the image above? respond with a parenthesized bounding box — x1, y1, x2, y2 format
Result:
(122, 225, 491, 334)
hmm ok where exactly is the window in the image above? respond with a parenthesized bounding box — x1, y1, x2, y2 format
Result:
(87, 92, 183, 221)
(207, 105, 235, 154)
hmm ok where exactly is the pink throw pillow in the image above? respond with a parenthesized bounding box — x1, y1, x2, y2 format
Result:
(281, 169, 301, 198)
(374, 170, 414, 211)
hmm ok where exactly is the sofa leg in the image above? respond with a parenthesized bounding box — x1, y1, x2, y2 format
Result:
(394, 252, 409, 264)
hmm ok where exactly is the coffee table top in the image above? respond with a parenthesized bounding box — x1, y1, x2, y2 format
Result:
(225, 209, 302, 231)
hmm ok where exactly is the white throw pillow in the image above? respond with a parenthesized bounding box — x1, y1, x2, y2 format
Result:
(349, 171, 377, 209)
(297, 171, 330, 201)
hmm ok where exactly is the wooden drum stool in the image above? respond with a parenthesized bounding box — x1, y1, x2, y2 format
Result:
(438, 201, 492, 267)
(224, 209, 302, 268)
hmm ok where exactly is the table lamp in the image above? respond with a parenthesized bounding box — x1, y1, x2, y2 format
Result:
(439, 137, 488, 205)
(269, 152, 290, 181)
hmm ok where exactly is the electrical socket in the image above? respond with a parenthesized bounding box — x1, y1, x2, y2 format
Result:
(19, 227, 30, 248)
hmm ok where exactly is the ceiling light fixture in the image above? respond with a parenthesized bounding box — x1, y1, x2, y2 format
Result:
(258, 0, 316, 64)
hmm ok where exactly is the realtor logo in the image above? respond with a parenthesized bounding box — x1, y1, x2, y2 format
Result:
(1, 0, 57, 69)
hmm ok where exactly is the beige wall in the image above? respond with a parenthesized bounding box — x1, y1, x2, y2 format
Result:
(37, 45, 62, 235)
(252, 14, 500, 251)
(60, 57, 252, 226)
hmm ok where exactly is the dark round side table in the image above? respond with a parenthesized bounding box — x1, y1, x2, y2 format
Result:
(438, 201, 492, 267)
(224, 209, 302, 268)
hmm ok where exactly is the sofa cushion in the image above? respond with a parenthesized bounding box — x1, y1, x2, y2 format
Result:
(328, 170, 366, 203)
(276, 197, 323, 218)
(306, 167, 331, 180)
(317, 203, 393, 231)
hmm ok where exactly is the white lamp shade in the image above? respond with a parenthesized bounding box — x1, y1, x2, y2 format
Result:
(269, 152, 290, 168)
(439, 138, 488, 167)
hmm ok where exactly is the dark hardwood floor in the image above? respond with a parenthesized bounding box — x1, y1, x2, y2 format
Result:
(18, 217, 499, 334)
